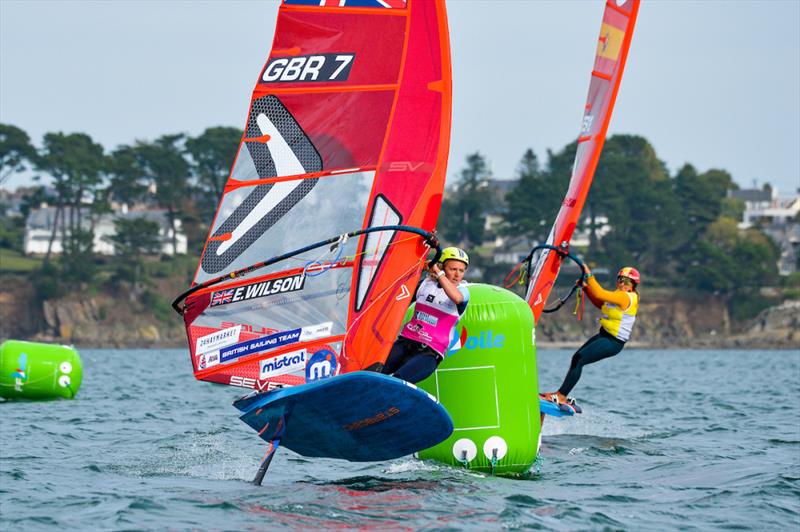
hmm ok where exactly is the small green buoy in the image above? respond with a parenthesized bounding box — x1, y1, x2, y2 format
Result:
(0, 340, 83, 400)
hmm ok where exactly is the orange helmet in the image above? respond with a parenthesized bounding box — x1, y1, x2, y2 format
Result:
(617, 267, 640, 284)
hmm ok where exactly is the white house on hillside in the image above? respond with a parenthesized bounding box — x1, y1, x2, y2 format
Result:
(729, 187, 800, 275)
(24, 206, 188, 256)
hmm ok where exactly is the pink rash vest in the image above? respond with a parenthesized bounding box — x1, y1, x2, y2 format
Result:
(399, 278, 470, 357)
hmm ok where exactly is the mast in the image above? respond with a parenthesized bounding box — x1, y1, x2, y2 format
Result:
(525, 0, 641, 322)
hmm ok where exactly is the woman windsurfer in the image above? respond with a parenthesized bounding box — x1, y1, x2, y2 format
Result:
(381, 247, 470, 384)
(540, 265, 640, 410)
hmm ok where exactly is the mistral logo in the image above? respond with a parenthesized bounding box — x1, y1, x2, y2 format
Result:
(305, 349, 337, 382)
(259, 349, 308, 379)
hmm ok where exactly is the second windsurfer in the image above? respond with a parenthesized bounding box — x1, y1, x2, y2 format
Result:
(540, 264, 640, 410)
(381, 247, 470, 384)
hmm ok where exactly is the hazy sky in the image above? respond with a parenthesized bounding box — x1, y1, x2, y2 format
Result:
(1, 0, 798, 195)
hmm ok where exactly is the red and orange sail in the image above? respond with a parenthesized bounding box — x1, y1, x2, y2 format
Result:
(526, 0, 640, 322)
(179, 0, 452, 391)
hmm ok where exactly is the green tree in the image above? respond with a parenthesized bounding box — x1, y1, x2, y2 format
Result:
(106, 217, 162, 296)
(0, 124, 37, 186)
(439, 152, 491, 247)
(504, 148, 565, 242)
(36, 132, 106, 284)
(682, 217, 778, 292)
(185, 126, 241, 222)
(0, 212, 22, 251)
(720, 196, 745, 221)
(673, 164, 735, 245)
(59, 226, 96, 286)
(107, 145, 151, 206)
(133, 135, 190, 255)
(732, 228, 779, 288)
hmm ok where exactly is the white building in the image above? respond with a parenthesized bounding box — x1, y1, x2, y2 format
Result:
(730, 187, 799, 229)
(730, 187, 800, 275)
(24, 206, 188, 256)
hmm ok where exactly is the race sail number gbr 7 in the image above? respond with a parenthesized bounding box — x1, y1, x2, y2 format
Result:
(261, 53, 355, 83)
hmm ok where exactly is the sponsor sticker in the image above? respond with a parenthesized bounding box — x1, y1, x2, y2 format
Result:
(218, 322, 336, 364)
(220, 328, 303, 363)
(11, 352, 28, 392)
(229, 376, 292, 391)
(195, 325, 242, 355)
(416, 311, 438, 326)
(300, 322, 333, 341)
(305, 349, 337, 382)
(464, 331, 505, 350)
(210, 274, 305, 307)
(198, 351, 221, 370)
(259, 349, 308, 379)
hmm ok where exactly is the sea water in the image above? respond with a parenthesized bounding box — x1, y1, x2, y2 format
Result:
(1, 348, 798, 530)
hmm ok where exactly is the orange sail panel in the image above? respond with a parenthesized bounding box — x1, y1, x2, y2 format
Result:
(525, 0, 640, 323)
(179, 0, 452, 392)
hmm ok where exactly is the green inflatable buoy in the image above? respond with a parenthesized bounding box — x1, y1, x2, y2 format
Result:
(416, 284, 540, 476)
(0, 340, 83, 400)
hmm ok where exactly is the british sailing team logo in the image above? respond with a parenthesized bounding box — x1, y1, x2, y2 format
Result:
(201, 95, 323, 274)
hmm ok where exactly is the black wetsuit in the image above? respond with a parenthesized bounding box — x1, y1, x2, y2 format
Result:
(381, 338, 440, 384)
(558, 328, 625, 396)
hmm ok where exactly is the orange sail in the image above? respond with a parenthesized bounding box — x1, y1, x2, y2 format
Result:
(173, 0, 452, 392)
(525, 0, 640, 322)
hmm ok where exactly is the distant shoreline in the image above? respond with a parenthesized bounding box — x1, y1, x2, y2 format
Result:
(7, 338, 795, 351)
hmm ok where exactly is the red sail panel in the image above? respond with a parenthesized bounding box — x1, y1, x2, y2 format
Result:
(179, 0, 451, 392)
(525, 0, 640, 323)
(344, 0, 451, 373)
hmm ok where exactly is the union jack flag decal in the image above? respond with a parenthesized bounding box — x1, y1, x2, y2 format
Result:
(284, 0, 406, 8)
(210, 289, 235, 307)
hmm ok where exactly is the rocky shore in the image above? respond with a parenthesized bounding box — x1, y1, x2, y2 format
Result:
(1, 278, 797, 349)
(535, 289, 799, 349)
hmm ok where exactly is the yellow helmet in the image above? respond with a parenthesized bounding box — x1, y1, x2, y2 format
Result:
(439, 247, 469, 267)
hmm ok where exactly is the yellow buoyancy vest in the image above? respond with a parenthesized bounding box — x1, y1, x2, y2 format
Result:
(599, 291, 639, 342)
